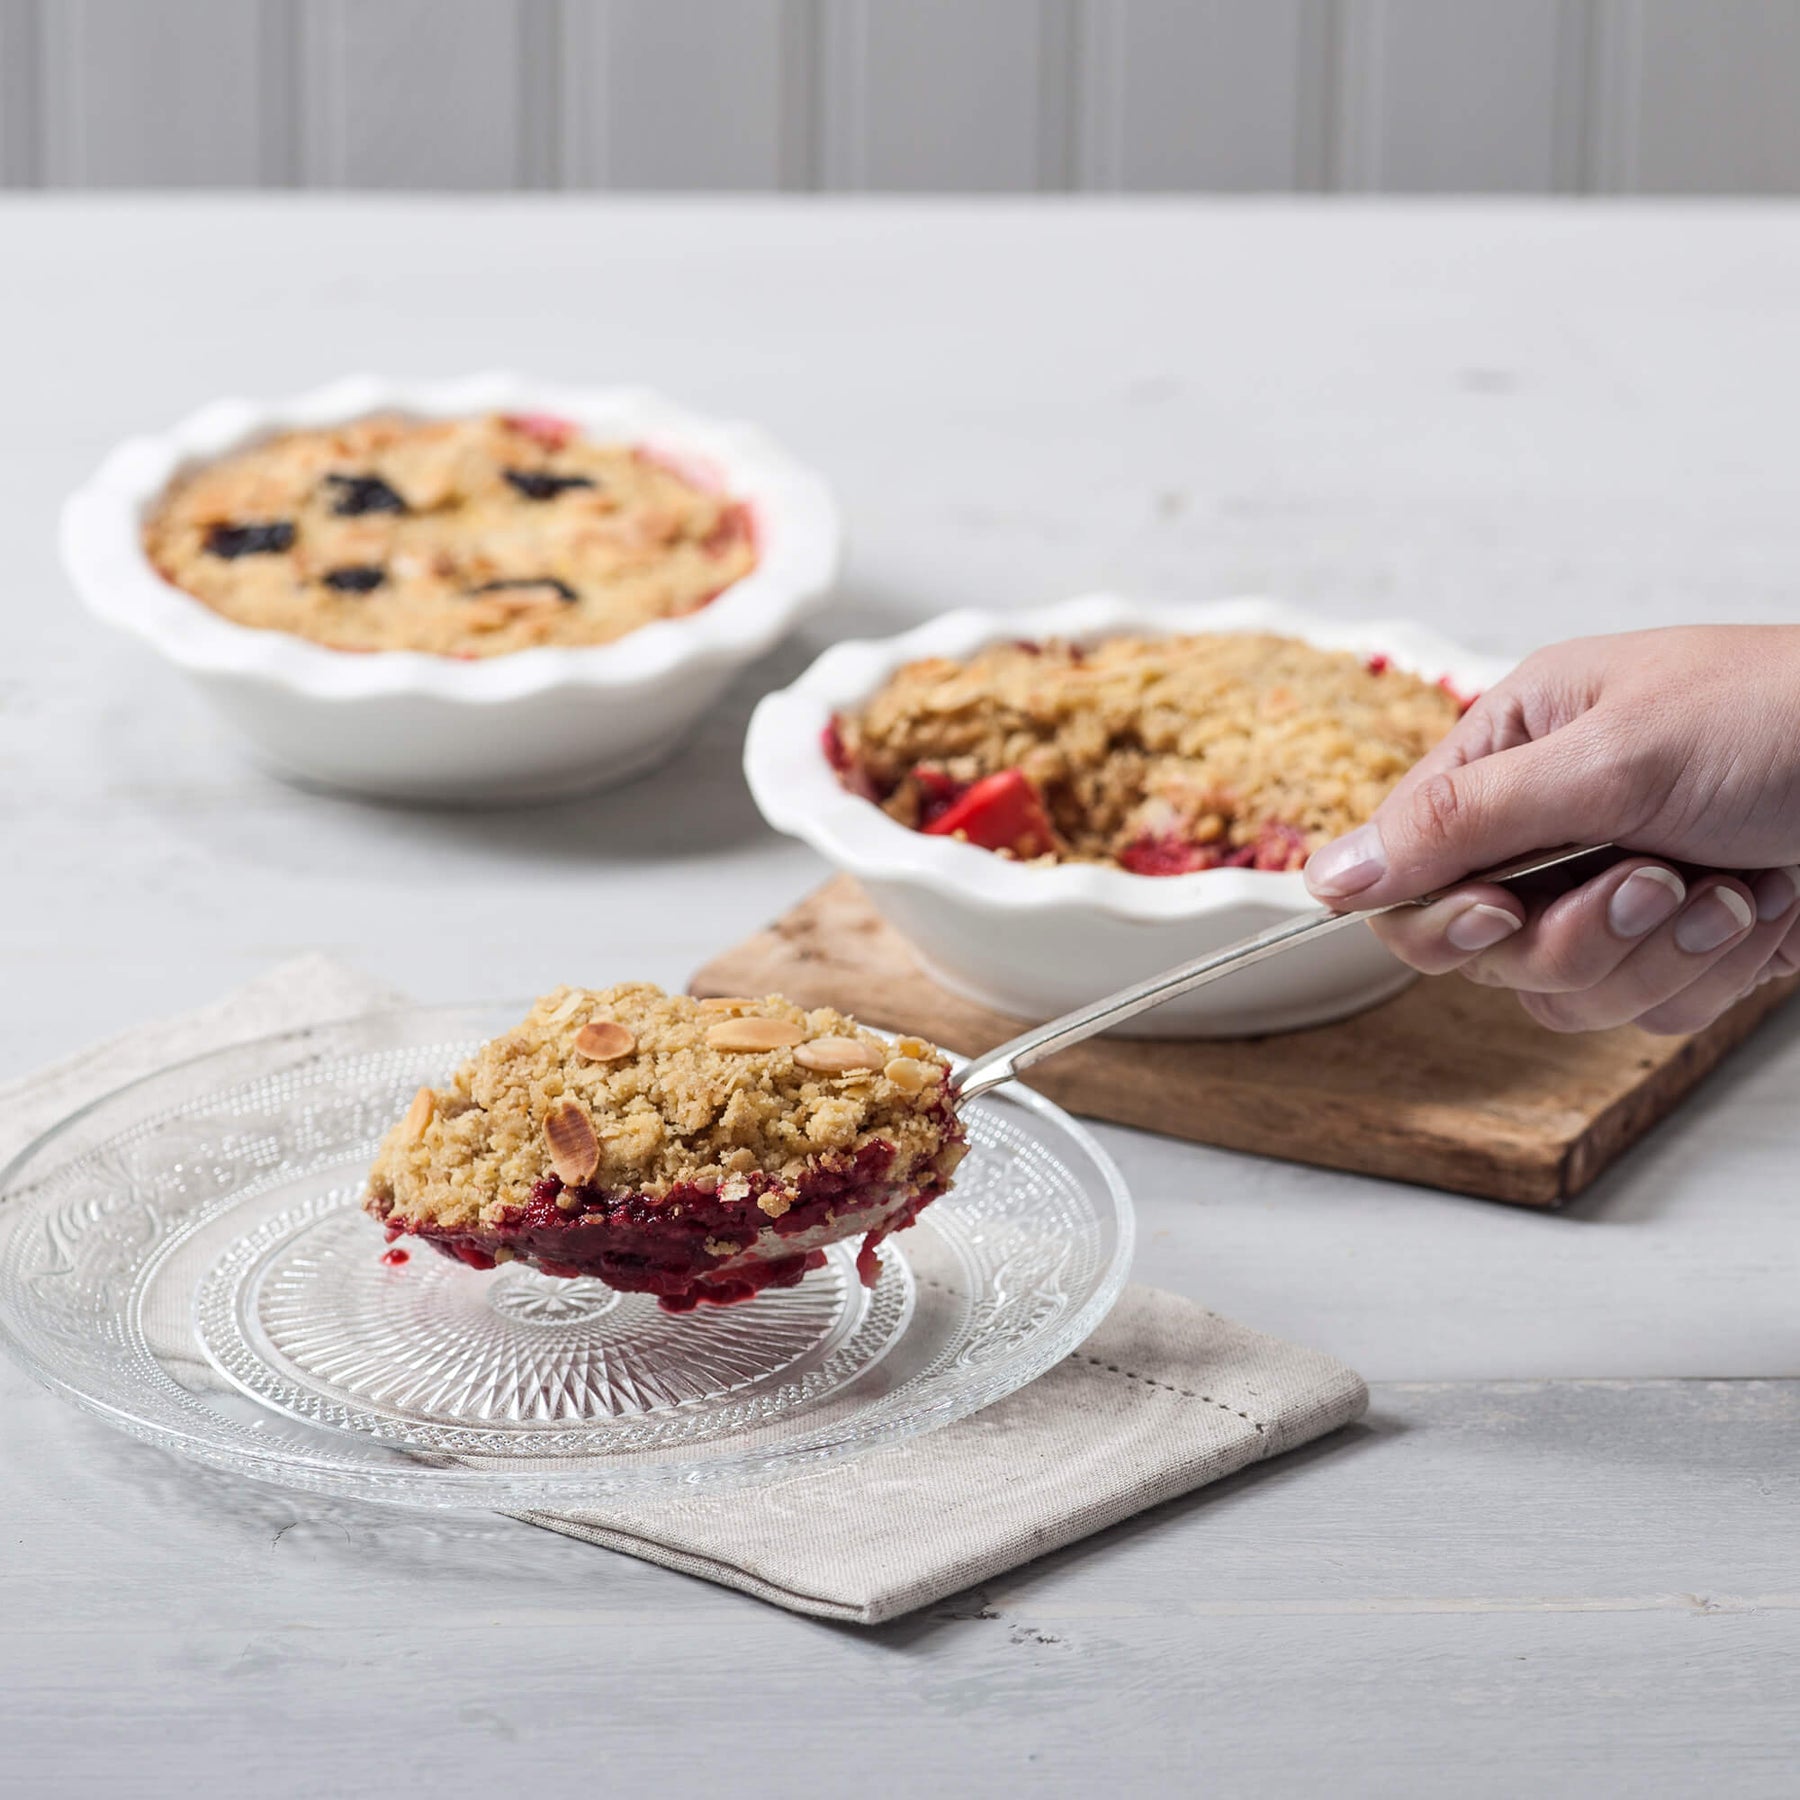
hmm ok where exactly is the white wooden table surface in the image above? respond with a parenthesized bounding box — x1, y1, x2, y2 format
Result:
(5, 198, 1800, 1797)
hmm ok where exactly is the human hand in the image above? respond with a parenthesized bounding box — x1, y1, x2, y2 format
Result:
(1302, 626, 1800, 1034)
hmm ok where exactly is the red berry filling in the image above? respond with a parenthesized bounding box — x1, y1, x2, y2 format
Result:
(912, 766, 970, 829)
(385, 1118, 962, 1313)
(855, 1231, 889, 1288)
(1117, 820, 1310, 876)
(921, 768, 1058, 858)
(502, 412, 578, 451)
(823, 717, 880, 800)
(699, 501, 754, 558)
(1437, 673, 1477, 714)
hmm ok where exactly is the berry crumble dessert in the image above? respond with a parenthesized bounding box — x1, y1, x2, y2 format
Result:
(143, 413, 756, 658)
(365, 985, 967, 1311)
(826, 632, 1466, 875)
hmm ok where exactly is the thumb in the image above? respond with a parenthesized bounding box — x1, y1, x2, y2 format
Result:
(1303, 726, 1611, 908)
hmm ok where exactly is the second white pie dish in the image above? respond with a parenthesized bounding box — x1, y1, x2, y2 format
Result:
(61, 373, 841, 804)
(744, 595, 1510, 1038)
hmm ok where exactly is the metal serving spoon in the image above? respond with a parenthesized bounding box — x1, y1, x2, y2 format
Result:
(949, 843, 1614, 1104)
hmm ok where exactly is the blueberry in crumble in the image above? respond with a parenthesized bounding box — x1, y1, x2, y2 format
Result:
(322, 565, 386, 593)
(468, 576, 578, 603)
(204, 521, 295, 559)
(322, 472, 408, 516)
(503, 469, 597, 501)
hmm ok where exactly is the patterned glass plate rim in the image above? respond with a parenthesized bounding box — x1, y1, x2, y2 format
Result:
(0, 1003, 1134, 1509)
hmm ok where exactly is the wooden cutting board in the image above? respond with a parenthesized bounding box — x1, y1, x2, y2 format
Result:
(690, 874, 1798, 1208)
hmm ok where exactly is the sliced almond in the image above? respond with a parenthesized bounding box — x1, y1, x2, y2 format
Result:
(883, 1056, 941, 1095)
(794, 1036, 885, 1075)
(543, 1099, 601, 1186)
(573, 1020, 636, 1062)
(462, 599, 511, 632)
(706, 1016, 806, 1052)
(399, 1085, 435, 1144)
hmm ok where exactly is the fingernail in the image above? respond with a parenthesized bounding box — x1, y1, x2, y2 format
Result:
(1675, 886, 1755, 954)
(1444, 902, 1522, 953)
(1752, 865, 1800, 922)
(1304, 823, 1387, 899)
(1607, 866, 1686, 938)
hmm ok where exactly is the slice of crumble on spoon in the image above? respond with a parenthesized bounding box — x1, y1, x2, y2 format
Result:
(364, 983, 967, 1312)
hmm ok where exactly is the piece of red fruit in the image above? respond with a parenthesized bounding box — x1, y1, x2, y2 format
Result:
(1118, 835, 1226, 876)
(1437, 673, 1478, 715)
(922, 769, 1057, 858)
(1118, 820, 1309, 876)
(822, 717, 880, 800)
(700, 501, 754, 557)
(912, 766, 969, 829)
(1250, 823, 1310, 871)
(502, 412, 577, 451)
(856, 1231, 887, 1288)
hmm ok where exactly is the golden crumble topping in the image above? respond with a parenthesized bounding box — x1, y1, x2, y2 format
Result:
(829, 632, 1464, 874)
(143, 412, 756, 657)
(366, 984, 962, 1235)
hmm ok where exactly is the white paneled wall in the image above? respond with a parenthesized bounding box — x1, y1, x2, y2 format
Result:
(2, 0, 1797, 193)
(1076, 3, 1328, 191)
(1332, 0, 1582, 193)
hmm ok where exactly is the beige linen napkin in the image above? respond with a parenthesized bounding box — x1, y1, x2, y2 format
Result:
(0, 958, 1368, 1625)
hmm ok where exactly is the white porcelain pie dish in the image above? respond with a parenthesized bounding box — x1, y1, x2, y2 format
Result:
(745, 595, 1510, 1038)
(61, 374, 841, 804)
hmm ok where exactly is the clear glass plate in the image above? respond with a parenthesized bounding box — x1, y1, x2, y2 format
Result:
(0, 1005, 1133, 1509)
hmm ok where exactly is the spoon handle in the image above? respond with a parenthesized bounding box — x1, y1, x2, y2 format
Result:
(949, 842, 1612, 1106)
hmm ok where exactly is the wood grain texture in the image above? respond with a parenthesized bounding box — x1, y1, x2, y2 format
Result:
(692, 875, 1799, 1207)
